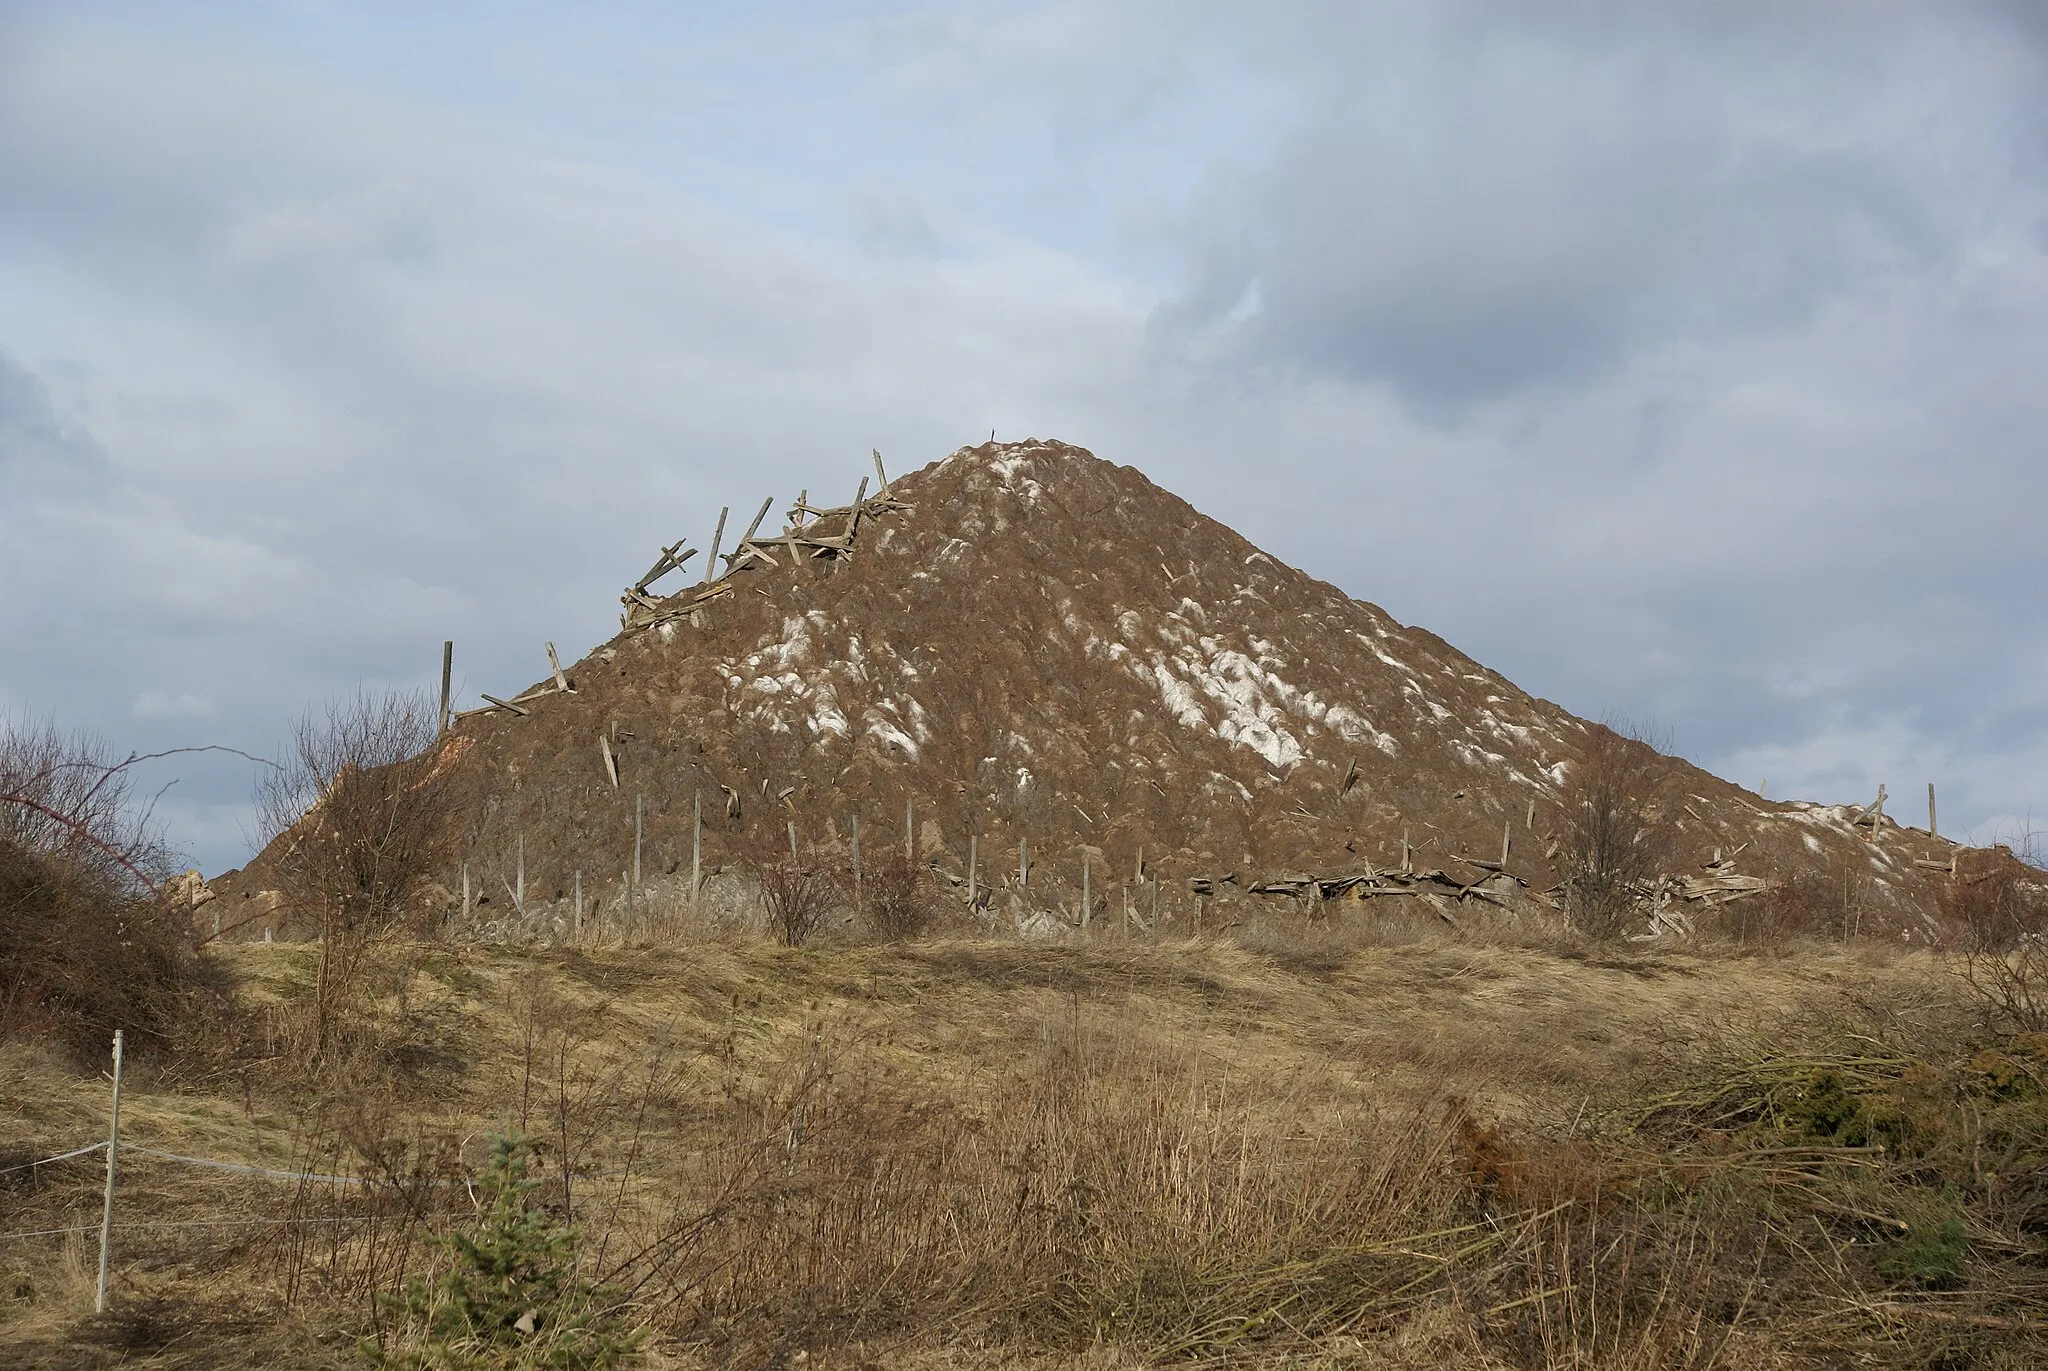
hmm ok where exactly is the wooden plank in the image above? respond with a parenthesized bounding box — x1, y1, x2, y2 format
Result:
(600, 735, 619, 789)
(872, 448, 888, 492)
(847, 476, 870, 540)
(546, 642, 572, 693)
(727, 496, 774, 569)
(703, 506, 728, 587)
(633, 540, 688, 593)
(479, 692, 529, 717)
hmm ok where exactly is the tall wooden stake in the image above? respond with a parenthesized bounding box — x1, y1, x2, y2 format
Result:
(1019, 834, 1029, 889)
(632, 795, 643, 927)
(439, 641, 453, 733)
(733, 495, 774, 571)
(1500, 819, 1511, 867)
(1081, 849, 1091, 930)
(95, 1029, 125, 1314)
(691, 791, 702, 903)
(1928, 782, 1938, 838)
(516, 835, 526, 915)
(704, 506, 728, 586)
(461, 862, 471, 923)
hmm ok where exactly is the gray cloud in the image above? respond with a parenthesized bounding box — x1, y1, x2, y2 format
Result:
(1, 4, 2043, 871)
(0, 350, 103, 471)
(1157, 4, 2032, 410)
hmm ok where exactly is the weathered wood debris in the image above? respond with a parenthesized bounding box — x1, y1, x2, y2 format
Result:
(1186, 845, 1773, 935)
(618, 451, 912, 636)
(1187, 864, 1532, 909)
(455, 452, 910, 721)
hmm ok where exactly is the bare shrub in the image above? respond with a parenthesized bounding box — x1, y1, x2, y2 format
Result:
(256, 690, 468, 1057)
(0, 716, 201, 1062)
(1707, 870, 1833, 951)
(751, 857, 833, 946)
(1556, 720, 1670, 940)
(860, 849, 932, 940)
(1944, 835, 2048, 1032)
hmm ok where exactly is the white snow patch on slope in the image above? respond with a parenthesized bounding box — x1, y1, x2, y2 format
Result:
(1136, 644, 1398, 770)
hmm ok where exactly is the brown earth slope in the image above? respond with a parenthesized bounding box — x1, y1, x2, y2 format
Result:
(237, 438, 1961, 935)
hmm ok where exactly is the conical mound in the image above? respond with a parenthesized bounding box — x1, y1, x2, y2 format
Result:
(254, 439, 1969, 936)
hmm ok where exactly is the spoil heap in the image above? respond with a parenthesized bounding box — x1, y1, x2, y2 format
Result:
(261, 440, 1971, 935)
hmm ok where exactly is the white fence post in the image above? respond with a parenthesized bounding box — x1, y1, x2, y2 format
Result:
(95, 1029, 125, 1314)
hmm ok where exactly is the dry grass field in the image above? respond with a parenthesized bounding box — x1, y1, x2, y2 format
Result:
(5, 915, 2043, 1369)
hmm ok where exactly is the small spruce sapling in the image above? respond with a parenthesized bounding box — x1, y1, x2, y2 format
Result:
(364, 1132, 638, 1370)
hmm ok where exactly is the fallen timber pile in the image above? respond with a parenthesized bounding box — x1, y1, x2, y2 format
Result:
(619, 450, 912, 635)
(455, 450, 910, 721)
(1186, 849, 1773, 937)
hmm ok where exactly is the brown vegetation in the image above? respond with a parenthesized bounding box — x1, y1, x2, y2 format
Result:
(5, 922, 2047, 1369)
(1555, 721, 1670, 940)
(1945, 834, 2048, 1033)
(750, 856, 835, 946)
(860, 848, 934, 940)
(254, 691, 470, 1060)
(0, 718, 206, 1063)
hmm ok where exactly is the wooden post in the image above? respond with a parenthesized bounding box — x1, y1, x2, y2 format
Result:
(461, 862, 471, 923)
(731, 495, 774, 570)
(1081, 849, 1091, 930)
(439, 641, 453, 733)
(1928, 783, 1938, 838)
(1525, 797, 1535, 828)
(1500, 819, 1511, 868)
(691, 791, 702, 903)
(704, 506, 728, 586)
(95, 1029, 125, 1315)
(600, 735, 619, 789)
(546, 642, 571, 693)
(852, 815, 863, 911)
(968, 833, 978, 907)
(788, 819, 799, 863)
(1402, 828, 1412, 875)
(516, 835, 526, 916)
(1019, 835, 1029, 889)
(872, 448, 889, 492)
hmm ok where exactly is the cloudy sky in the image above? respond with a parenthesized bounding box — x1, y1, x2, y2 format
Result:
(3, 1, 2044, 875)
